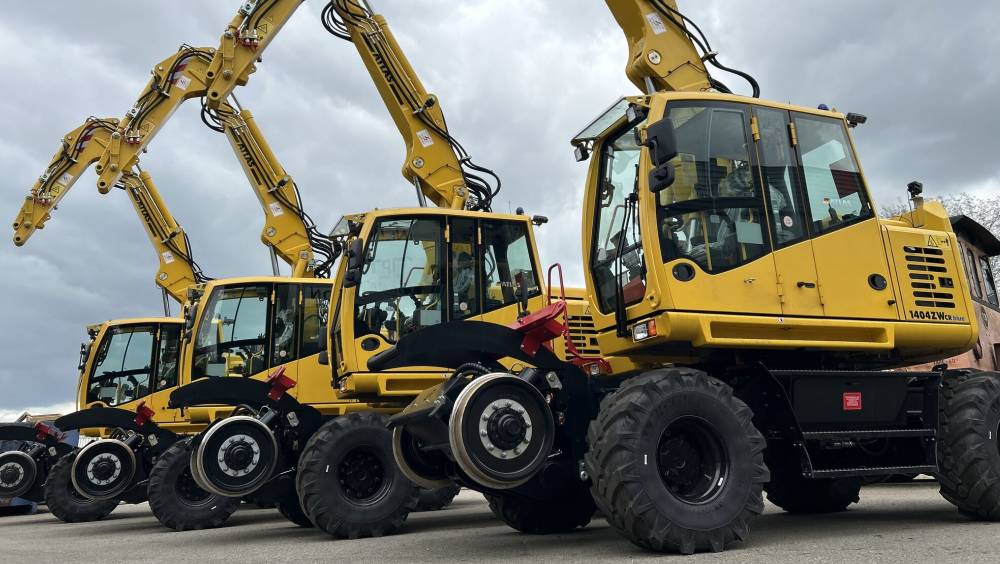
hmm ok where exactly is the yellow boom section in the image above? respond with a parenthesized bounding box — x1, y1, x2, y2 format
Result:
(91, 0, 304, 193)
(605, 0, 712, 94)
(327, 0, 491, 210)
(212, 102, 328, 277)
(119, 170, 203, 303)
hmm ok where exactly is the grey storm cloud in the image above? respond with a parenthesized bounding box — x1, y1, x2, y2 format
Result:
(0, 1, 998, 410)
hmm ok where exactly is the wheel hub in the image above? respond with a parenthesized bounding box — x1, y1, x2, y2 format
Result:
(478, 399, 532, 459)
(217, 434, 260, 478)
(657, 416, 729, 505)
(338, 448, 386, 503)
(87, 453, 122, 486)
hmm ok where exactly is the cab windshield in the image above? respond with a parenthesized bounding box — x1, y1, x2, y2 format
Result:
(85, 325, 156, 407)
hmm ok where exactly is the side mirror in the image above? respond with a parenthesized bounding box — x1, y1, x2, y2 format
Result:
(347, 238, 364, 270)
(343, 237, 364, 289)
(644, 117, 678, 193)
(183, 305, 197, 331)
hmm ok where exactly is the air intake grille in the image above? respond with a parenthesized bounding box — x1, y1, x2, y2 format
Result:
(903, 246, 955, 309)
(566, 314, 600, 357)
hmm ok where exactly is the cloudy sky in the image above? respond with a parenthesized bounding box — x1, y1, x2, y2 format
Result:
(1, 1, 998, 413)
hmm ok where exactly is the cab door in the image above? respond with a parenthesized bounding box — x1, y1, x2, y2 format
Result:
(789, 112, 897, 320)
(268, 283, 300, 398)
(639, 101, 781, 316)
(752, 106, 824, 317)
(292, 283, 338, 405)
(146, 323, 182, 423)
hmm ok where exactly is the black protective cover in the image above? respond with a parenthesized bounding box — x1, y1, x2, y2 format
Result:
(168, 377, 322, 434)
(55, 407, 177, 446)
(0, 423, 40, 444)
(368, 320, 568, 372)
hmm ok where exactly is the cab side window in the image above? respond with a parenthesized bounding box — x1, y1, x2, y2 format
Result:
(791, 113, 872, 233)
(980, 255, 998, 306)
(301, 284, 331, 358)
(154, 324, 181, 392)
(272, 284, 299, 365)
(450, 218, 479, 319)
(482, 220, 540, 313)
(755, 107, 808, 246)
(86, 325, 156, 407)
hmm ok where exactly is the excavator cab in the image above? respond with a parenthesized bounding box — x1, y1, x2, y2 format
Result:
(329, 208, 546, 399)
(577, 92, 977, 368)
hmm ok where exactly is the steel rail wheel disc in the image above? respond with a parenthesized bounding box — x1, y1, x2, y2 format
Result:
(0, 451, 38, 499)
(448, 373, 554, 490)
(193, 416, 277, 497)
(391, 426, 452, 490)
(71, 439, 136, 500)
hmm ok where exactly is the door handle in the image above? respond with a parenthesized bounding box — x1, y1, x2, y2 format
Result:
(796, 281, 817, 289)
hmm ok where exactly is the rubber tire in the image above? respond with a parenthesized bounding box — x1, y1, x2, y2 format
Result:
(147, 439, 239, 531)
(486, 491, 595, 534)
(277, 489, 313, 528)
(416, 484, 461, 512)
(585, 368, 768, 554)
(937, 372, 1000, 519)
(765, 470, 861, 513)
(44, 453, 118, 523)
(296, 412, 419, 539)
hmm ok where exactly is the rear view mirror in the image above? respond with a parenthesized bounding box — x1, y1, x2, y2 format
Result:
(347, 238, 364, 270)
(343, 237, 364, 289)
(644, 117, 678, 193)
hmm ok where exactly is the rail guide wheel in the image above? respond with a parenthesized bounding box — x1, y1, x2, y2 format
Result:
(191, 416, 278, 497)
(0, 451, 38, 499)
(71, 439, 137, 500)
(448, 373, 554, 490)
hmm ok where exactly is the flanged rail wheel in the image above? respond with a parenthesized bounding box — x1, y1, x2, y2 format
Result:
(192, 416, 278, 498)
(0, 451, 38, 500)
(71, 439, 136, 501)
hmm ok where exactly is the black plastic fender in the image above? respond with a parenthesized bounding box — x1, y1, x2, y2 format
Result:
(55, 407, 177, 450)
(369, 320, 570, 372)
(0, 423, 74, 458)
(168, 377, 323, 436)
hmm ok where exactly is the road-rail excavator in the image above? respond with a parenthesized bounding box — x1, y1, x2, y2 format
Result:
(375, 0, 1000, 554)
(0, 165, 196, 520)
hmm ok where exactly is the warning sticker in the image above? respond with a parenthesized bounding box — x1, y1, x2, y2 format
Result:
(174, 75, 192, 91)
(269, 202, 284, 217)
(843, 392, 862, 411)
(162, 251, 175, 264)
(416, 129, 434, 148)
(56, 172, 74, 187)
(645, 13, 668, 35)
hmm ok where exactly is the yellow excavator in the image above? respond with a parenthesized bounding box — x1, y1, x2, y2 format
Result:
(10, 0, 569, 534)
(2, 165, 196, 520)
(376, 0, 1000, 554)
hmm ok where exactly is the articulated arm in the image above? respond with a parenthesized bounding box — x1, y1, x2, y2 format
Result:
(208, 102, 335, 278)
(324, 1, 499, 211)
(13, 118, 119, 246)
(119, 170, 206, 303)
(605, 0, 759, 96)
(91, 0, 305, 193)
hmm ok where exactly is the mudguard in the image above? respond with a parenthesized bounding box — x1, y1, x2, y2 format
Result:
(168, 377, 323, 434)
(55, 407, 177, 448)
(0, 423, 74, 457)
(369, 320, 570, 372)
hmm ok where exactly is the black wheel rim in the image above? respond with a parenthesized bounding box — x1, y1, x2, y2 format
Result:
(175, 467, 212, 506)
(656, 416, 729, 505)
(338, 447, 389, 506)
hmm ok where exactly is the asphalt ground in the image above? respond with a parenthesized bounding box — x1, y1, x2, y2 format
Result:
(0, 480, 997, 563)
